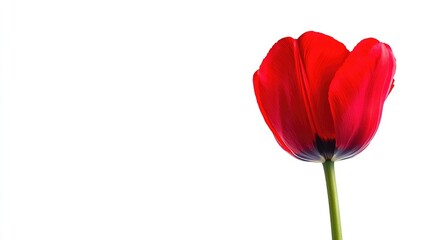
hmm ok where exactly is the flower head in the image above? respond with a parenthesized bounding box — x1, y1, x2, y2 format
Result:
(254, 31, 396, 162)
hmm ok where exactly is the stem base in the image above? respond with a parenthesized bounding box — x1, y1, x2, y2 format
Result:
(323, 160, 342, 240)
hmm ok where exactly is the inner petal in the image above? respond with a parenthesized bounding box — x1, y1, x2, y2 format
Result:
(297, 31, 350, 140)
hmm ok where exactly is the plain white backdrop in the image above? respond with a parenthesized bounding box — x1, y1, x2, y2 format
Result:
(1, 0, 428, 239)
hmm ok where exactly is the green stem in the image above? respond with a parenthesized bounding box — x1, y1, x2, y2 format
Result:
(323, 160, 342, 240)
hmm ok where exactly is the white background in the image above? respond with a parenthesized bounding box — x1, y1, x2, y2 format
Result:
(1, 0, 428, 239)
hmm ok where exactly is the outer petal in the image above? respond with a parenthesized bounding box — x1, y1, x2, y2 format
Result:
(329, 39, 396, 160)
(254, 37, 315, 160)
(253, 32, 349, 161)
(254, 71, 295, 156)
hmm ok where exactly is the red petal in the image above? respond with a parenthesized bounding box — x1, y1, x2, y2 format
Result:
(253, 32, 349, 161)
(297, 32, 349, 140)
(254, 37, 316, 160)
(328, 39, 396, 159)
(253, 71, 294, 155)
(388, 79, 395, 96)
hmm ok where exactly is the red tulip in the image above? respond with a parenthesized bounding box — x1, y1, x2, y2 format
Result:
(254, 31, 396, 162)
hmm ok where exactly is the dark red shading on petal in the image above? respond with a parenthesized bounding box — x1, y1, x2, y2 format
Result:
(253, 71, 294, 155)
(297, 32, 350, 140)
(253, 37, 319, 160)
(328, 39, 396, 160)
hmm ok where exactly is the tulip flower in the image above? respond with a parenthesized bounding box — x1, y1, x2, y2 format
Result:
(253, 31, 396, 240)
